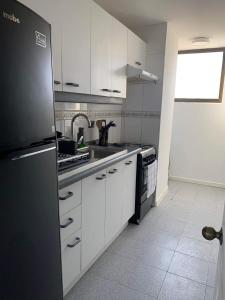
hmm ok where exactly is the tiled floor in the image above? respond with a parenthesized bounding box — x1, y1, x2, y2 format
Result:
(65, 180, 225, 300)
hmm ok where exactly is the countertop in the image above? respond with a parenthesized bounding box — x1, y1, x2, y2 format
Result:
(58, 145, 141, 189)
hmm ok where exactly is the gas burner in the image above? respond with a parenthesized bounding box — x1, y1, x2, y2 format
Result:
(57, 152, 90, 172)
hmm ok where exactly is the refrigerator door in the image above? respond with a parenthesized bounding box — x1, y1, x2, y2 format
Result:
(0, 144, 63, 300)
(0, 0, 55, 154)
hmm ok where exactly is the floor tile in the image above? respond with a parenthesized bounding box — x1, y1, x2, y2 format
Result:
(205, 286, 215, 300)
(89, 251, 137, 282)
(169, 252, 208, 284)
(158, 273, 206, 300)
(108, 236, 174, 271)
(176, 237, 212, 261)
(65, 272, 155, 300)
(119, 263, 166, 298)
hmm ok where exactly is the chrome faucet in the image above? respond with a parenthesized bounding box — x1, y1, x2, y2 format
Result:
(71, 113, 92, 140)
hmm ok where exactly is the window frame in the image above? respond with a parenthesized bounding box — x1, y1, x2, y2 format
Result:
(175, 47, 225, 103)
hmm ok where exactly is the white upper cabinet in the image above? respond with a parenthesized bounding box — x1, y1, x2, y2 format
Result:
(91, 2, 112, 97)
(128, 29, 147, 69)
(61, 0, 91, 94)
(19, 0, 63, 91)
(111, 18, 127, 98)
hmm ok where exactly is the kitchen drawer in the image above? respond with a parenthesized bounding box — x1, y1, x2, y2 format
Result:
(60, 205, 81, 242)
(59, 181, 81, 216)
(61, 230, 81, 291)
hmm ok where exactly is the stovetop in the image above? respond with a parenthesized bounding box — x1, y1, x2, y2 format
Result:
(57, 152, 90, 172)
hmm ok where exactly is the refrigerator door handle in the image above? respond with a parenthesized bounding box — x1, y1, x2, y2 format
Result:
(11, 146, 56, 161)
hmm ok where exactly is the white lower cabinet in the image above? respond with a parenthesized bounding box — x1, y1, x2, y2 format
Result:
(121, 155, 137, 224)
(105, 161, 123, 244)
(61, 230, 81, 291)
(60, 154, 137, 293)
(81, 170, 106, 271)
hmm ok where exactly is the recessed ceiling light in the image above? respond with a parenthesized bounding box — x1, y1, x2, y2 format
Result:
(192, 37, 210, 46)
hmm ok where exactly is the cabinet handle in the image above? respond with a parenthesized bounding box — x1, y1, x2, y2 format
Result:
(59, 191, 73, 201)
(96, 174, 106, 180)
(109, 168, 118, 174)
(67, 237, 81, 248)
(66, 82, 80, 87)
(54, 80, 61, 85)
(60, 217, 74, 229)
(135, 61, 142, 66)
(113, 90, 121, 94)
(101, 88, 112, 92)
(125, 161, 133, 165)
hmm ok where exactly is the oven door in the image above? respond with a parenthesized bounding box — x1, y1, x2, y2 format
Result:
(141, 157, 156, 203)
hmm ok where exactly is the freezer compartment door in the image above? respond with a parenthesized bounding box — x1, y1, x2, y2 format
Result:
(0, 0, 55, 153)
(0, 145, 63, 300)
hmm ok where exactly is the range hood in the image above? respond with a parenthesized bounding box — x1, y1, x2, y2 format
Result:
(127, 64, 159, 83)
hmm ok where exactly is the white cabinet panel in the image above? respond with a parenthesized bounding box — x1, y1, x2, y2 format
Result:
(61, 0, 91, 94)
(128, 29, 146, 69)
(81, 170, 106, 270)
(19, 0, 63, 91)
(60, 205, 81, 242)
(111, 18, 127, 98)
(59, 181, 82, 216)
(105, 161, 123, 244)
(121, 155, 137, 224)
(91, 2, 112, 97)
(61, 230, 81, 292)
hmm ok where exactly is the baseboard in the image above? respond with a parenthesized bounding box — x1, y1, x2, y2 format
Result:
(169, 176, 225, 189)
(156, 185, 168, 206)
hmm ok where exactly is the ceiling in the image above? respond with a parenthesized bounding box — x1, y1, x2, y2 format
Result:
(94, 0, 225, 50)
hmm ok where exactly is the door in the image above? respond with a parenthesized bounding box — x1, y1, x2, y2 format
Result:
(61, 0, 91, 94)
(91, 2, 112, 97)
(18, 0, 63, 91)
(202, 213, 225, 299)
(105, 162, 123, 244)
(111, 18, 127, 99)
(0, 145, 63, 300)
(0, 1, 55, 153)
(81, 170, 106, 270)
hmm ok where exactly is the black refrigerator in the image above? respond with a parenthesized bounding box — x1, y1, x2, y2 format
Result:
(0, 1, 63, 299)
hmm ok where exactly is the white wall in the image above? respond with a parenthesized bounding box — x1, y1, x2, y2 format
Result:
(155, 24, 178, 204)
(170, 83, 225, 188)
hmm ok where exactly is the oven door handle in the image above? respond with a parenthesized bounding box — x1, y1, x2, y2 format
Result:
(144, 159, 156, 167)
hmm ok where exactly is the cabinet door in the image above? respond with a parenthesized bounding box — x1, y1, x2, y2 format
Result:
(81, 170, 106, 270)
(128, 30, 146, 69)
(121, 155, 137, 225)
(61, 231, 81, 292)
(111, 18, 127, 99)
(105, 162, 123, 245)
(91, 2, 112, 97)
(19, 0, 62, 91)
(61, 0, 91, 94)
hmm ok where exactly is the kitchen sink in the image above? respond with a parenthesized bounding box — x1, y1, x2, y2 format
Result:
(89, 145, 127, 159)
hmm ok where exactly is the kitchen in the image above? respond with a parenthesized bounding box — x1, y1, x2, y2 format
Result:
(1, 0, 225, 299)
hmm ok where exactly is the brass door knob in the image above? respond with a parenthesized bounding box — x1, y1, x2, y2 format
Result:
(202, 227, 223, 245)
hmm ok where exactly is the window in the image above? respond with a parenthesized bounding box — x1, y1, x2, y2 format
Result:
(175, 48, 225, 102)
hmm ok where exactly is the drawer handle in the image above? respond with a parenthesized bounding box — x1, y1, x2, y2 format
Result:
(101, 88, 112, 92)
(67, 237, 81, 248)
(135, 61, 142, 66)
(108, 168, 118, 174)
(96, 174, 106, 180)
(125, 161, 133, 165)
(54, 80, 61, 85)
(113, 90, 121, 94)
(66, 82, 80, 87)
(59, 191, 73, 201)
(60, 217, 74, 229)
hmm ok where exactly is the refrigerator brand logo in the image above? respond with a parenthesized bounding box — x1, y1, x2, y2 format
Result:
(35, 31, 47, 48)
(3, 12, 20, 24)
